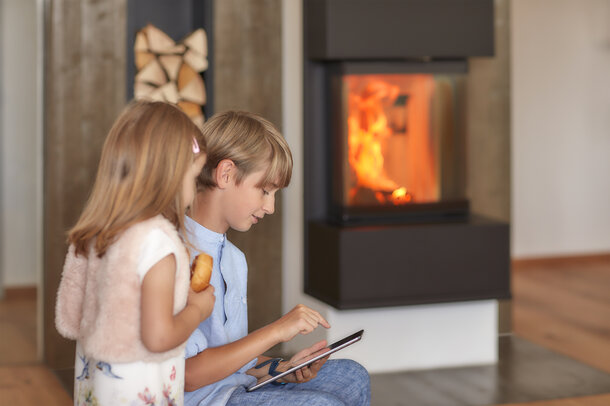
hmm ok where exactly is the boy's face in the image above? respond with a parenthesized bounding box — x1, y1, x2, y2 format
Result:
(222, 167, 278, 232)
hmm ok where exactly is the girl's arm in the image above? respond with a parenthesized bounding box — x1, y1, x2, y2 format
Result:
(184, 304, 330, 391)
(141, 254, 215, 353)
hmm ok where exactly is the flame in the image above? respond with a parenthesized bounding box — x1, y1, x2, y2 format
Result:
(392, 187, 412, 203)
(345, 74, 438, 206)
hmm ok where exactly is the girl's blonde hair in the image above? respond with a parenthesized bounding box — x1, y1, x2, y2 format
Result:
(69, 100, 205, 257)
(197, 110, 292, 190)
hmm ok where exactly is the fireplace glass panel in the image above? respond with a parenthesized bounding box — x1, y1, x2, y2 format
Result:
(331, 69, 468, 223)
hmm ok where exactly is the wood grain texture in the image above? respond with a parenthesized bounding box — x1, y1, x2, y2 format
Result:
(214, 0, 284, 333)
(43, 0, 127, 370)
(0, 365, 72, 405)
(512, 254, 610, 373)
(0, 289, 38, 364)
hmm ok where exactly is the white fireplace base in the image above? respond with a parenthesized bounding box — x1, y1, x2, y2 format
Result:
(282, 296, 498, 374)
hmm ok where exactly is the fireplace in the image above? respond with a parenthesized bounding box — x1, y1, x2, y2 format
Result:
(303, 0, 510, 309)
(328, 61, 469, 225)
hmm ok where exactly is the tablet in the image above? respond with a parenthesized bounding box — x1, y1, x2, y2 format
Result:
(246, 329, 364, 392)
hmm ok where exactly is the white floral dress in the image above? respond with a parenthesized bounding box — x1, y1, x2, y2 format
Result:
(73, 229, 185, 406)
(74, 343, 184, 406)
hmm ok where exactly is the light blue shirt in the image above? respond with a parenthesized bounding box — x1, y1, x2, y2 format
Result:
(184, 216, 257, 406)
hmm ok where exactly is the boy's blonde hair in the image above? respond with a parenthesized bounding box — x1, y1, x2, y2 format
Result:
(69, 100, 205, 257)
(198, 110, 292, 190)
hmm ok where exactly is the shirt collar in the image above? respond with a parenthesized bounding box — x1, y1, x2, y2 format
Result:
(185, 216, 226, 247)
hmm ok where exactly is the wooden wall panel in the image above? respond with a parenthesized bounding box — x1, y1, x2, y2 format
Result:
(43, 0, 127, 369)
(43, 0, 284, 369)
(213, 0, 284, 333)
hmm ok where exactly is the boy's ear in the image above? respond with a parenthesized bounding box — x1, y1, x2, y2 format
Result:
(215, 159, 235, 189)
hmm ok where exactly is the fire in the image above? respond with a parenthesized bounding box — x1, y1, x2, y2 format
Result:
(392, 187, 411, 203)
(345, 74, 438, 206)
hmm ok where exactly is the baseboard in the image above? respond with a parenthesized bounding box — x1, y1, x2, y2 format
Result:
(512, 252, 610, 267)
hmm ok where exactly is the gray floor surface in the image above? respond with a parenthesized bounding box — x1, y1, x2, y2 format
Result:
(370, 335, 610, 406)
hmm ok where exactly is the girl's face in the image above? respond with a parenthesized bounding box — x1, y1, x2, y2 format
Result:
(182, 154, 206, 211)
(222, 167, 278, 232)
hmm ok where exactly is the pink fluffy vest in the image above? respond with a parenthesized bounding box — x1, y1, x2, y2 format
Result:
(55, 215, 190, 363)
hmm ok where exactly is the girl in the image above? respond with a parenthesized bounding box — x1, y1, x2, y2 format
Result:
(55, 100, 215, 405)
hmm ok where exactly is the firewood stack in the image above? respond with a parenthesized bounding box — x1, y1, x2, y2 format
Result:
(134, 24, 207, 128)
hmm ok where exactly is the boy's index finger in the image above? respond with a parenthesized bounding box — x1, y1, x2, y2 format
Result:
(318, 315, 331, 329)
(309, 309, 330, 329)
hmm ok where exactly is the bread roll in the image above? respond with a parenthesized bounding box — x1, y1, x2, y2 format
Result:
(190, 253, 213, 292)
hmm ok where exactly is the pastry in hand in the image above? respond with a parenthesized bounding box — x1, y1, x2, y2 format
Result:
(190, 253, 213, 292)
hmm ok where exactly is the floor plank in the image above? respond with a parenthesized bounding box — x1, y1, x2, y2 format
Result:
(512, 255, 610, 374)
(500, 393, 610, 406)
(0, 291, 38, 364)
(0, 365, 72, 406)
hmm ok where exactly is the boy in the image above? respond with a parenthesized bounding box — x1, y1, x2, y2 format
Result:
(184, 110, 370, 406)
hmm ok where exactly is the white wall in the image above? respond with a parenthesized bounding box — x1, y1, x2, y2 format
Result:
(281, 0, 498, 373)
(0, 0, 40, 287)
(511, 0, 610, 258)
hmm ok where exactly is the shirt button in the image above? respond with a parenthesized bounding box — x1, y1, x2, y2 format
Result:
(242, 297, 247, 304)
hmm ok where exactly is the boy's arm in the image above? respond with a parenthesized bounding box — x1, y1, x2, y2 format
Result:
(185, 324, 279, 390)
(184, 304, 330, 391)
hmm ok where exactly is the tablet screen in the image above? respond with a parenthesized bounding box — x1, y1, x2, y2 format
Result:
(246, 330, 364, 392)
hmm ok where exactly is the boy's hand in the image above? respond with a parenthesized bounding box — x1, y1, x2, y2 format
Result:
(187, 285, 215, 321)
(272, 304, 331, 343)
(276, 339, 329, 384)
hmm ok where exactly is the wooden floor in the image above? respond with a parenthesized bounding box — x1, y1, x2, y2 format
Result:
(370, 335, 610, 405)
(505, 254, 610, 406)
(501, 394, 610, 406)
(0, 288, 38, 364)
(512, 255, 610, 374)
(0, 254, 609, 405)
(0, 365, 72, 405)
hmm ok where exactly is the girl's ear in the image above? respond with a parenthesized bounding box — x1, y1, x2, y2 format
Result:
(215, 159, 235, 189)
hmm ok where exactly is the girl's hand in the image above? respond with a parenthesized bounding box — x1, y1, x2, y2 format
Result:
(187, 285, 215, 321)
(272, 304, 330, 343)
(276, 340, 329, 384)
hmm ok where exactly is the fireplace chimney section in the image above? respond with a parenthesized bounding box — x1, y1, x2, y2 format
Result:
(305, 0, 494, 60)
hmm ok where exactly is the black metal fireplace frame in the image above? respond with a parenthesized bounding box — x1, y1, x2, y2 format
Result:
(326, 60, 471, 225)
(303, 0, 510, 309)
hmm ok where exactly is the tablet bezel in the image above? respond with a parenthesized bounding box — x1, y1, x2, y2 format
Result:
(246, 329, 364, 392)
